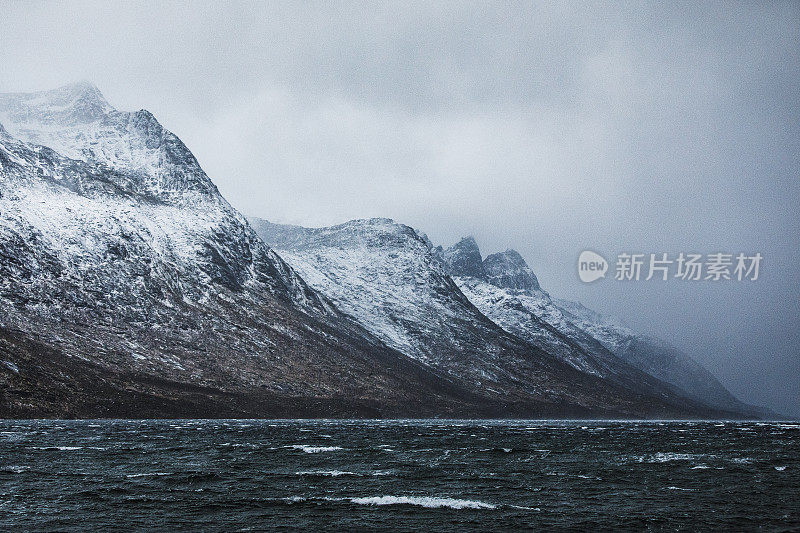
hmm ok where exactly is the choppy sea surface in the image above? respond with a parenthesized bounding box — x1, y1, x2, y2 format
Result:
(0, 419, 798, 531)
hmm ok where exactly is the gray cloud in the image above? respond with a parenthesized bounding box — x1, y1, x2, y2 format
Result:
(1, 1, 798, 415)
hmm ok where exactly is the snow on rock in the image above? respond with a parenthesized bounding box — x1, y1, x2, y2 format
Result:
(252, 218, 456, 361)
(252, 217, 593, 399)
(0, 84, 451, 411)
(441, 237, 756, 415)
(0, 82, 218, 203)
(438, 237, 486, 280)
(439, 241, 626, 377)
(484, 250, 540, 292)
(250, 217, 714, 415)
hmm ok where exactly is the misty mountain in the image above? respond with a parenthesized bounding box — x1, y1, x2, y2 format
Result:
(251, 217, 729, 417)
(554, 299, 771, 417)
(440, 237, 764, 417)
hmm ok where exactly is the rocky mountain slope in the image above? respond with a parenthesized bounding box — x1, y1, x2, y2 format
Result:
(440, 239, 623, 377)
(0, 84, 479, 418)
(0, 82, 748, 418)
(251, 217, 725, 417)
(440, 237, 761, 417)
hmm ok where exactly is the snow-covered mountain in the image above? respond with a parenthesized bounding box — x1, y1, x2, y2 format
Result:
(439, 239, 621, 377)
(441, 237, 762, 416)
(0, 83, 475, 417)
(251, 217, 720, 417)
(0, 82, 753, 418)
(0, 82, 215, 203)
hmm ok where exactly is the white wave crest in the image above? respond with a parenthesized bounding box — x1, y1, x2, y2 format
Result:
(289, 445, 343, 453)
(296, 470, 359, 477)
(126, 472, 172, 478)
(638, 452, 695, 463)
(349, 495, 496, 509)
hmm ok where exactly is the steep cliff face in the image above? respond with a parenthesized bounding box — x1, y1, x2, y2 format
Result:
(438, 237, 486, 280)
(252, 217, 720, 417)
(484, 250, 540, 292)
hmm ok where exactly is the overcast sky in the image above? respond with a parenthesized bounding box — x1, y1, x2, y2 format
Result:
(2, 1, 798, 416)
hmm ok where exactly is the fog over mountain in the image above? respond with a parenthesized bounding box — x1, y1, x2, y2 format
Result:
(1, 1, 798, 415)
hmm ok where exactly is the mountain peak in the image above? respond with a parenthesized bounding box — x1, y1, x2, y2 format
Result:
(441, 236, 486, 279)
(362, 217, 396, 225)
(0, 83, 219, 202)
(0, 82, 114, 125)
(62, 80, 105, 97)
(483, 249, 541, 292)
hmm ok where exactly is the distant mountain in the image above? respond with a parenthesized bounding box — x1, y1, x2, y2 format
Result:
(251, 217, 726, 418)
(440, 237, 764, 417)
(441, 239, 624, 378)
(554, 299, 771, 417)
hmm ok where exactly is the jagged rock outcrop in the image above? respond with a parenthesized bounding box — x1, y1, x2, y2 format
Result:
(484, 250, 541, 292)
(439, 237, 486, 280)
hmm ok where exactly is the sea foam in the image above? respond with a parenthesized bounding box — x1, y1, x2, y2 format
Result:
(349, 495, 496, 509)
(289, 445, 343, 453)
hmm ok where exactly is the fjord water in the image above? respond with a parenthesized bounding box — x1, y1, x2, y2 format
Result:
(1, 420, 797, 531)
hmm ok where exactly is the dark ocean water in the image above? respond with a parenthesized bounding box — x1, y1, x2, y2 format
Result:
(0, 420, 798, 531)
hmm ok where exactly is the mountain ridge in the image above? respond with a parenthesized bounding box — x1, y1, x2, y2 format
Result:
(441, 236, 767, 417)
(251, 216, 738, 417)
(0, 83, 758, 418)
